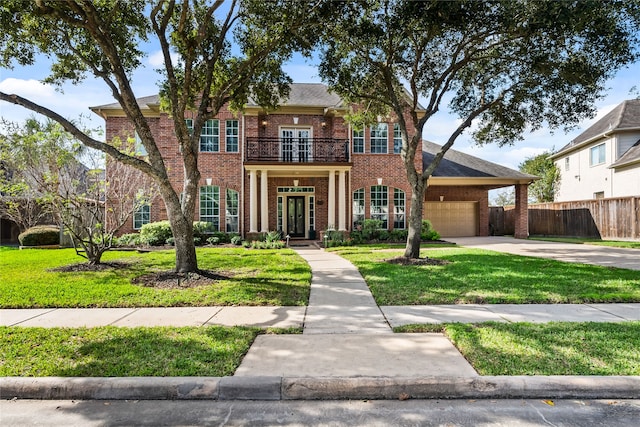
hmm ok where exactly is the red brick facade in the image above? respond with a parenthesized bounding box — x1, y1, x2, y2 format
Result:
(101, 93, 505, 238)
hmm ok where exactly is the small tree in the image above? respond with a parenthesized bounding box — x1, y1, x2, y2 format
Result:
(519, 152, 560, 203)
(492, 187, 515, 207)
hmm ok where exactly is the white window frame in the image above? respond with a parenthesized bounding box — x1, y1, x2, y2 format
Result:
(225, 120, 239, 153)
(590, 143, 606, 166)
(353, 188, 365, 229)
(133, 202, 150, 230)
(393, 188, 406, 229)
(200, 119, 220, 152)
(225, 189, 239, 233)
(393, 123, 402, 154)
(370, 123, 388, 154)
(370, 185, 388, 228)
(200, 185, 220, 230)
(352, 128, 364, 153)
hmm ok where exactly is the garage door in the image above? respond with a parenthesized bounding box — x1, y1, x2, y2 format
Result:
(424, 202, 478, 237)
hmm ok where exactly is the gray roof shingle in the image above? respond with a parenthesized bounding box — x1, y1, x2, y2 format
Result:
(422, 140, 536, 179)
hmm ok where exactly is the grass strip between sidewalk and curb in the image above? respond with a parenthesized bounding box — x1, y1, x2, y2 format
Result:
(329, 246, 640, 305)
(0, 247, 311, 308)
(0, 326, 301, 377)
(528, 237, 640, 249)
(395, 321, 640, 376)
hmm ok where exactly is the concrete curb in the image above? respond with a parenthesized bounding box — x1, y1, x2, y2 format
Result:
(2, 376, 639, 401)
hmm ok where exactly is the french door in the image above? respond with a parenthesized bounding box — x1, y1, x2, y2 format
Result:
(287, 196, 306, 237)
(281, 128, 311, 162)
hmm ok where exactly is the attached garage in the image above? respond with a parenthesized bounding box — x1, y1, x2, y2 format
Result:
(424, 201, 478, 237)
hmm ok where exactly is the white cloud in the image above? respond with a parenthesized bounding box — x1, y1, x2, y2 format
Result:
(148, 50, 180, 67)
(0, 78, 56, 98)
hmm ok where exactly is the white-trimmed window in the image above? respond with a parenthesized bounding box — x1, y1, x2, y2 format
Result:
(353, 188, 365, 228)
(200, 119, 219, 152)
(226, 120, 239, 152)
(352, 128, 364, 153)
(564, 157, 570, 171)
(590, 143, 606, 166)
(370, 123, 388, 154)
(393, 123, 402, 154)
(370, 185, 388, 228)
(133, 202, 150, 230)
(200, 185, 220, 230)
(393, 188, 405, 229)
(225, 189, 239, 233)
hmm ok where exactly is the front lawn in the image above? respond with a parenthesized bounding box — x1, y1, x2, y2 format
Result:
(0, 326, 291, 377)
(329, 246, 640, 304)
(396, 322, 640, 376)
(0, 247, 311, 308)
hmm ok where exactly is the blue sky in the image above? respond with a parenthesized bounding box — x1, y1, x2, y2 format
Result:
(1, 47, 639, 171)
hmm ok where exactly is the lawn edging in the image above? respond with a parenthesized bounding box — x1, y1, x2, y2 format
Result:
(2, 375, 639, 401)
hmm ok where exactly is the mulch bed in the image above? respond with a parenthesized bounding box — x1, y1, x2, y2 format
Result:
(385, 256, 451, 266)
(49, 261, 133, 272)
(131, 270, 231, 289)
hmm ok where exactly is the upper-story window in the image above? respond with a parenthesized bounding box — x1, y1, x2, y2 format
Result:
(564, 157, 570, 171)
(370, 123, 388, 154)
(393, 124, 402, 154)
(200, 119, 220, 152)
(226, 120, 239, 153)
(590, 143, 605, 166)
(352, 128, 364, 153)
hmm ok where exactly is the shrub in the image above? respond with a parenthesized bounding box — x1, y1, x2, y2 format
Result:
(323, 230, 353, 248)
(207, 231, 230, 244)
(116, 233, 141, 247)
(421, 220, 441, 241)
(18, 225, 60, 246)
(389, 229, 408, 241)
(362, 219, 383, 240)
(207, 236, 221, 245)
(192, 221, 214, 240)
(230, 234, 243, 245)
(166, 237, 175, 246)
(265, 230, 282, 243)
(139, 221, 173, 246)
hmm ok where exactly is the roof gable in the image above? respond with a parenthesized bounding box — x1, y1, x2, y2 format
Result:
(555, 99, 640, 155)
(610, 138, 640, 169)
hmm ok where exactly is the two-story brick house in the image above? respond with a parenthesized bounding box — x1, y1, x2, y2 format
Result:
(91, 83, 534, 239)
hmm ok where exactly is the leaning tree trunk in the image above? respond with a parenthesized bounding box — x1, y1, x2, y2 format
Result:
(404, 181, 427, 259)
(160, 185, 199, 273)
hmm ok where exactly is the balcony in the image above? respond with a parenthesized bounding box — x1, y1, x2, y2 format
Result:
(245, 137, 350, 163)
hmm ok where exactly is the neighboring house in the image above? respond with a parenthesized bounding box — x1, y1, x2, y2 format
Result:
(551, 99, 640, 201)
(91, 83, 534, 238)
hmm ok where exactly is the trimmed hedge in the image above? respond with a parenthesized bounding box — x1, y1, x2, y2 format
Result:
(18, 225, 60, 246)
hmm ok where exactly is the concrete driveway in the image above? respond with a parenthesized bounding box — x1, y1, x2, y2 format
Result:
(446, 236, 640, 271)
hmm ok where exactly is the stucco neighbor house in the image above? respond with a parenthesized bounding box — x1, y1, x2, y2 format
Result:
(91, 83, 534, 239)
(551, 99, 640, 202)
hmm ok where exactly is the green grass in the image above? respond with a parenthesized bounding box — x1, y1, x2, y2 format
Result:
(399, 321, 640, 376)
(330, 246, 640, 304)
(0, 326, 292, 377)
(0, 247, 311, 308)
(529, 236, 640, 249)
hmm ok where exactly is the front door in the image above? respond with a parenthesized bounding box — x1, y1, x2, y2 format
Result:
(281, 128, 311, 162)
(287, 196, 306, 237)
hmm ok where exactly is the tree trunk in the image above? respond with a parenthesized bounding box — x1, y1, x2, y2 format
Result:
(404, 182, 427, 258)
(162, 189, 198, 273)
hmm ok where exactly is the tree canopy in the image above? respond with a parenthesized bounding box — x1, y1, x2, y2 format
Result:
(519, 151, 560, 203)
(0, 0, 322, 272)
(316, 0, 640, 256)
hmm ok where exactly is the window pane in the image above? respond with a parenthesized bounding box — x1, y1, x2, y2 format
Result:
(370, 123, 388, 154)
(200, 119, 219, 152)
(352, 129, 364, 153)
(352, 188, 365, 229)
(393, 188, 405, 229)
(590, 144, 605, 166)
(370, 185, 388, 228)
(133, 203, 150, 230)
(393, 124, 402, 154)
(200, 185, 220, 230)
(226, 120, 239, 152)
(225, 189, 239, 232)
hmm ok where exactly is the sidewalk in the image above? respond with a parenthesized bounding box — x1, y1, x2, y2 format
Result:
(2, 239, 640, 401)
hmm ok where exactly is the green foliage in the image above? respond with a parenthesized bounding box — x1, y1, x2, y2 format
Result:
(362, 219, 383, 240)
(192, 221, 214, 240)
(323, 230, 352, 248)
(115, 233, 141, 247)
(519, 151, 560, 203)
(207, 236, 221, 245)
(17, 225, 59, 246)
(420, 220, 440, 241)
(139, 221, 173, 246)
(265, 230, 282, 243)
(231, 235, 243, 246)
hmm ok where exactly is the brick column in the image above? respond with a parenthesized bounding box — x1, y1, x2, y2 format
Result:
(514, 183, 529, 239)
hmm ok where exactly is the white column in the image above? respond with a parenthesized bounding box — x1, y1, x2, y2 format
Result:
(249, 170, 258, 232)
(338, 170, 346, 231)
(328, 170, 336, 229)
(260, 170, 269, 232)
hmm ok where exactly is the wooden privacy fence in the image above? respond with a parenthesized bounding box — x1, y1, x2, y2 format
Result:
(490, 196, 640, 240)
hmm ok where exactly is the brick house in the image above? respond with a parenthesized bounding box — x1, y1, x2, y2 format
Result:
(91, 83, 533, 239)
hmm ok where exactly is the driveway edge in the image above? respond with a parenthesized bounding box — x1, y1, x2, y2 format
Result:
(2, 376, 639, 401)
